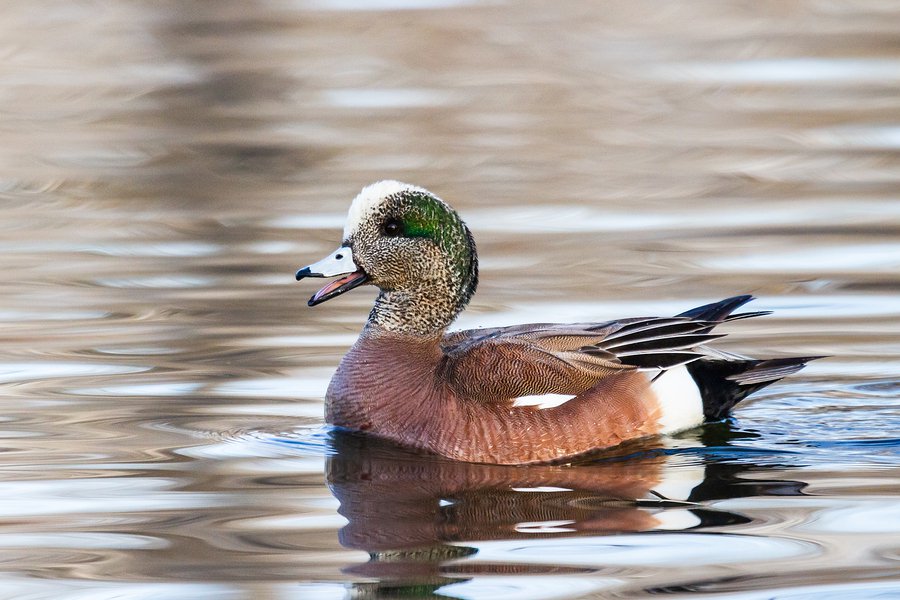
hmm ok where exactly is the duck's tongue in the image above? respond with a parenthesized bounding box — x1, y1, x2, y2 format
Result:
(309, 271, 369, 306)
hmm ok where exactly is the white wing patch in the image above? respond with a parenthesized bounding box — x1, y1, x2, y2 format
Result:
(344, 180, 430, 239)
(512, 393, 575, 410)
(651, 365, 704, 434)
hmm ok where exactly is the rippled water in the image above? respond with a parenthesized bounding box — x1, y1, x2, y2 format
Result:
(1, 1, 899, 599)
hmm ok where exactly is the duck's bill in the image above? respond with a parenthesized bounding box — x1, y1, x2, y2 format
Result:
(295, 246, 369, 306)
(305, 270, 368, 306)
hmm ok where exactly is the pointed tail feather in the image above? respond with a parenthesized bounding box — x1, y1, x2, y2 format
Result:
(687, 356, 823, 421)
(606, 296, 770, 371)
(675, 295, 755, 322)
(593, 296, 775, 371)
(727, 357, 825, 385)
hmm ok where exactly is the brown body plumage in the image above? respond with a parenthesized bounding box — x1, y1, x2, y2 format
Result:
(326, 330, 659, 464)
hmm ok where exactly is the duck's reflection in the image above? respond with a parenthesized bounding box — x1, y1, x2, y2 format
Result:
(325, 430, 810, 597)
(333, 432, 693, 552)
(325, 428, 808, 593)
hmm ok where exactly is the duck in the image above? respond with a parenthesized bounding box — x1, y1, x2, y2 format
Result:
(296, 180, 818, 465)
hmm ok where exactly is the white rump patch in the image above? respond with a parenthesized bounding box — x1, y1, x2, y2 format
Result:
(344, 180, 431, 238)
(651, 366, 704, 434)
(512, 393, 575, 410)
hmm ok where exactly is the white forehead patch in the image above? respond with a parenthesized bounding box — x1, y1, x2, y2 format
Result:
(343, 180, 432, 239)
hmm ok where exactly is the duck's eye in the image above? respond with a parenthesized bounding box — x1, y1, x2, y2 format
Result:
(382, 218, 403, 237)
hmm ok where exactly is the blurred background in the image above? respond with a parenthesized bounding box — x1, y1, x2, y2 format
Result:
(0, 1, 898, 599)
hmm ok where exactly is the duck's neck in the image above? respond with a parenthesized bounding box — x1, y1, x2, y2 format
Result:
(366, 283, 463, 337)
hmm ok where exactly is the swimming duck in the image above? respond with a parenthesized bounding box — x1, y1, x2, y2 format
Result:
(296, 181, 816, 464)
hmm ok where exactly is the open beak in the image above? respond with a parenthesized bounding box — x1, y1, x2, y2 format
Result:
(295, 246, 369, 306)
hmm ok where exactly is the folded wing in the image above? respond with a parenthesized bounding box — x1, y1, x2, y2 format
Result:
(441, 295, 764, 404)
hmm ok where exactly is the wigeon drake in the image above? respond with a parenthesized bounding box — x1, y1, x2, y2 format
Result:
(296, 181, 818, 465)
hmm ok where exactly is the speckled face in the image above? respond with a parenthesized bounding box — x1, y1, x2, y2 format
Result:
(343, 181, 478, 333)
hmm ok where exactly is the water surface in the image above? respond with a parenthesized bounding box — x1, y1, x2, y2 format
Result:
(0, 1, 898, 599)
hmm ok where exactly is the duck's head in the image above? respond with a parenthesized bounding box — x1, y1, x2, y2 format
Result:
(296, 181, 478, 335)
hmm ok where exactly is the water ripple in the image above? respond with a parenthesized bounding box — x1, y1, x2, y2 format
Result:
(0, 362, 147, 385)
(432, 575, 619, 600)
(466, 533, 818, 568)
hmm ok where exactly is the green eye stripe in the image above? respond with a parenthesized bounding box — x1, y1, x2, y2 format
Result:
(396, 192, 473, 279)
(398, 192, 456, 239)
